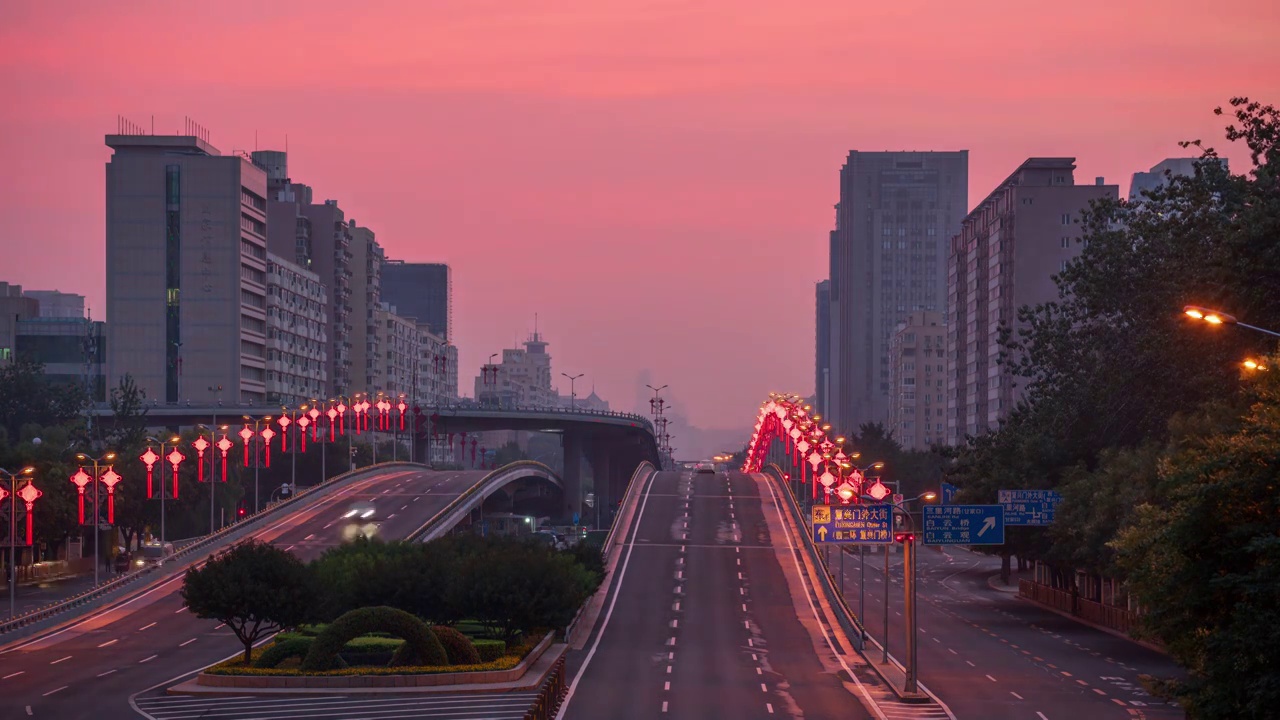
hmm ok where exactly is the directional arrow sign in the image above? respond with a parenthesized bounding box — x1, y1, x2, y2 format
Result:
(811, 504, 893, 544)
(998, 489, 1063, 526)
(923, 505, 1004, 546)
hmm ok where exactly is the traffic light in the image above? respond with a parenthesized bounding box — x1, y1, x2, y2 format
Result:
(237, 502, 247, 519)
(894, 532, 915, 544)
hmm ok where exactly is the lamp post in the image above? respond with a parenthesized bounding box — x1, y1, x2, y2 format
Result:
(242, 415, 273, 514)
(144, 436, 181, 547)
(562, 373, 583, 411)
(1183, 305, 1280, 339)
(863, 491, 936, 694)
(1, 466, 35, 619)
(73, 451, 117, 587)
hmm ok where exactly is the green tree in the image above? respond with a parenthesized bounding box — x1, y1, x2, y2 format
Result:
(1112, 352, 1280, 718)
(0, 359, 87, 444)
(454, 537, 593, 639)
(181, 540, 315, 663)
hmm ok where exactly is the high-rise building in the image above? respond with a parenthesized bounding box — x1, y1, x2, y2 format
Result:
(947, 158, 1118, 443)
(1128, 158, 1212, 201)
(105, 134, 270, 404)
(0, 283, 39, 366)
(23, 290, 87, 319)
(348, 221, 384, 392)
(887, 311, 945, 449)
(300, 200, 354, 397)
(828, 151, 968, 434)
(265, 253, 328, 406)
(381, 261, 452, 341)
(376, 303, 417, 399)
(815, 280, 831, 415)
(475, 331, 555, 408)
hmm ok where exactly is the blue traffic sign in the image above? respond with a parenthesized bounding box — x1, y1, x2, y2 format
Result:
(923, 505, 1005, 546)
(811, 504, 893, 544)
(998, 490, 1063, 526)
(940, 482, 959, 505)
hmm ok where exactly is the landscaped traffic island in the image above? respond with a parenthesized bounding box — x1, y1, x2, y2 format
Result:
(179, 533, 603, 687)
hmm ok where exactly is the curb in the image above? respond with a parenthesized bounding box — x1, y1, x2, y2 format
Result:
(986, 573, 1022, 594)
(1012, 593, 1168, 656)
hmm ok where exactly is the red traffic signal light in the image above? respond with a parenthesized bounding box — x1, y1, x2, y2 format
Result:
(783, 473, 790, 481)
(237, 506, 246, 517)
(894, 532, 915, 544)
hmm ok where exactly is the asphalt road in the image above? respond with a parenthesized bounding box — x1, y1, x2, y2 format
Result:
(561, 470, 895, 720)
(0, 468, 486, 720)
(835, 541, 1184, 720)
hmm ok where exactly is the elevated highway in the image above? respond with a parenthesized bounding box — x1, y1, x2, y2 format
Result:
(0, 462, 562, 720)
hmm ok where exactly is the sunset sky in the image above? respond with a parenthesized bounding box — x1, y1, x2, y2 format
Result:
(3, 0, 1277, 432)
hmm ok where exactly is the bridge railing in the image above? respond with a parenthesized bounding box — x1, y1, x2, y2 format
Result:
(761, 463, 866, 651)
(431, 404, 654, 431)
(406, 461, 562, 543)
(0, 461, 424, 640)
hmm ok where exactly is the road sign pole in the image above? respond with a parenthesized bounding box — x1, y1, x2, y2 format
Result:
(859, 545, 866, 640)
(882, 544, 889, 664)
(904, 536, 918, 693)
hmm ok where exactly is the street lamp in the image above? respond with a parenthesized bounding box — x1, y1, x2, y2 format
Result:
(144, 436, 182, 547)
(73, 452, 116, 587)
(1184, 305, 1280, 339)
(861, 491, 936, 694)
(1243, 357, 1270, 372)
(242, 415, 273, 513)
(1, 465, 35, 619)
(562, 373, 583, 411)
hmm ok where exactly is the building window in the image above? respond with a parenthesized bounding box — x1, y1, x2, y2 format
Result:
(1061, 237, 1071, 248)
(1061, 213, 1071, 225)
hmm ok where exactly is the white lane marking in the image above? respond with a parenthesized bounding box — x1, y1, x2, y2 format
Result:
(671, 620, 679, 629)
(767, 703, 774, 714)
(50, 655, 72, 664)
(757, 667, 763, 675)
(742, 604, 748, 612)
(1037, 714, 1049, 720)
(760, 683, 767, 692)
(304, 534, 315, 540)
(43, 686, 67, 696)
(664, 681, 670, 691)
(26, 707, 32, 716)
(98, 669, 118, 677)
(1010, 691, 1023, 700)
(4, 671, 24, 679)
(1061, 671, 1072, 677)
(986, 674, 997, 682)
(744, 621, 750, 629)
(948, 648, 957, 654)
(662, 701, 669, 713)
(139, 622, 157, 631)
(179, 638, 198, 647)
(557, 469, 661, 717)
(174, 606, 187, 614)
(966, 661, 975, 666)
(98, 639, 118, 648)
(214, 623, 226, 630)
(759, 477, 894, 720)
(139, 655, 157, 663)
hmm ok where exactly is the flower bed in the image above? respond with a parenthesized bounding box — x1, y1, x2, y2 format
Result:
(195, 632, 552, 688)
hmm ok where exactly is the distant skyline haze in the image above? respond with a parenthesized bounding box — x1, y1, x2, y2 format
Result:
(2, 0, 1277, 430)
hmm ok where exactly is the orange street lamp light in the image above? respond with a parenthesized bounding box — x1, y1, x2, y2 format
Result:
(1243, 358, 1270, 372)
(1184, 305, 1280, 338)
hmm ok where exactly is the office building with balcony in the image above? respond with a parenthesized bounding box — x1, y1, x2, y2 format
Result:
(265, 253, 328, 406)
(827, 151, 968, 434)
(947, 158, 1118, 443)
(887, 311, 945, 449)
(105, 133, 270, 404)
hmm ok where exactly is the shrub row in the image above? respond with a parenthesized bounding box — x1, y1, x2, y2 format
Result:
(301, 607, 447, 671)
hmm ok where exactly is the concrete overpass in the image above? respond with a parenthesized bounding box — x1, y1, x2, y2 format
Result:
(86, 402, 661, 524)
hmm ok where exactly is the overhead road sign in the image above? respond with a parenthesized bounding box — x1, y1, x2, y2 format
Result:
(998, 489, 1063, 526)
(811, 504, 893, 544)
(923, 505, 1005, 546)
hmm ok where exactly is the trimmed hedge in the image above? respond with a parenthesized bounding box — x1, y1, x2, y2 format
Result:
(301, 607, 447, 671)
(473, 639, 507, 663)
(204, 634, 543, 677)
(253, 638, 315, 669)
(432, 625, 481, 665)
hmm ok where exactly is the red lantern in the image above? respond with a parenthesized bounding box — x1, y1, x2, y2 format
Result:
(17, 481, 42, 545)
(308, 407, 321, 441)
(336, 402, 347, 435)
(216, 435, 233, 481)
(100, 467, 122, 524)
(166, 448, 185, 498)
(70, 468, 92, 524)
(297, 415, 310, 451)
(278, 415, 291, 452)
(327, 405, 338, 441)
(260, 427, 276, 467)
(239, 426, 253, 466)
(192, 436, 209, 484)
(397, 399, 407, 431)
(140, 447, 159, 498)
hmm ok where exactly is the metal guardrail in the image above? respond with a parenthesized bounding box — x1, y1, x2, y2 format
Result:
(0, 461, 425, 638)
(761, 463, 867, 650)
(524, 655, 567, 720)
(405, 461, 561, 543)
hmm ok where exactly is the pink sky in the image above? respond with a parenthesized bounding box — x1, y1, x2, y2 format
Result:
(3, 0, 1277, 431)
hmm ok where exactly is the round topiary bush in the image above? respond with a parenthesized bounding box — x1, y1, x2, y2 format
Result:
(253, 637, 318, 669)
(300, 606, 447, 671)
(432, 625, 481, 665)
